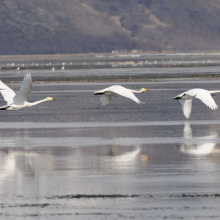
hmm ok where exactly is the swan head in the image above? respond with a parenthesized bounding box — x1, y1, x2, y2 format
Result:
(46, 97, 55, 101)
(141, 88, 148, 92)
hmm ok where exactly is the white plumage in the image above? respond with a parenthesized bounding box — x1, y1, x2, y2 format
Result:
(173, 88, 219, 118)
(0, 80, 16, 105)
(94, 85, 148, 106)
(0, 73, 54, 110)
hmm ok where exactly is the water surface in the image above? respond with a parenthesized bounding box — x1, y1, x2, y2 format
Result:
(0, 80, 220, 219)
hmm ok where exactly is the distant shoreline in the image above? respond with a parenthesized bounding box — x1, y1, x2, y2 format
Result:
(0, 52, 220, 83)
(0, 66, 220, 84)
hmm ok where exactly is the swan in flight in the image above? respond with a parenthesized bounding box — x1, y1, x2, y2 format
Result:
(0, 73, 54, 110)
(173, 88, 219, 118)
(94, 85, 148, 106)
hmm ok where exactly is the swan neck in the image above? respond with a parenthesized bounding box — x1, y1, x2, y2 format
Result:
(129, 89, 142, 93)
(29, 98, 49, 106)
(209, 90, 220, 94)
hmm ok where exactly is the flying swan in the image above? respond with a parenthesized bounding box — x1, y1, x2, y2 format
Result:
(173, 88, 219, 118)
(0, 73, 54, 110)
(94, 85, 148, 106)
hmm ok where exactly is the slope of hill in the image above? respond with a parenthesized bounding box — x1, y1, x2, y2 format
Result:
(0, 0, 220, 55)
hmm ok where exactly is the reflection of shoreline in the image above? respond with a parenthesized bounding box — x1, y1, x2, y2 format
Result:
(179, 122, 217, 155)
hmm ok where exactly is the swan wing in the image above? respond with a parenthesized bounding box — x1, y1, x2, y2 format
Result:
(94, 87, 114, 106)
(195, 90, 218, 110)
(179, 99, 192, 119)
(13, 73, 33, 105)
(0, 80, 16, 104)
(100, 94, 112, 106)
(108, 85, 142, 104)
(184, 89, 218, 110)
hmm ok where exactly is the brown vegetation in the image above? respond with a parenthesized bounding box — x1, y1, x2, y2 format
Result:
(0, 0, 220, 54)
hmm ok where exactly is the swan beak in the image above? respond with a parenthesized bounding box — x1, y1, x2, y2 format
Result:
(145, 89, 148, 91)
(51, 97, 55, 100)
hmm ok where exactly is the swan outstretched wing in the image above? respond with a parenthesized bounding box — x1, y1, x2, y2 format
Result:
(100, 95, 112, 106)
(186, 89, 218, 110)
(0, 80, 16, 104)
(179, 99, 192, 119)
(13, 73, 33, 105)
(195, 91, 218, 110)
(108, 85, 142, 104)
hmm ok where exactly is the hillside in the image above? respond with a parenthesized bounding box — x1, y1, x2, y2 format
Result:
(0, 0, 220, 55)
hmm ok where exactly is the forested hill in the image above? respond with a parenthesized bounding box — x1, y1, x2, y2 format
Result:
(1, 0, 220, 55)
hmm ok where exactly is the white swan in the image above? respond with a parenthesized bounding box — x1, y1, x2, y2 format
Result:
(0, 73, 54, 110)
(94, 85, 148, 106)
(173, 88, 219, 118)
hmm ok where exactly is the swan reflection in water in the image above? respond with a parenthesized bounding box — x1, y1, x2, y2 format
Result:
(101, 145, 141, 160)
(0, 145, 54, 190)
(101, 145, 148, 172)
(0, 149, 38, 194)
(179, 122, 217, 155)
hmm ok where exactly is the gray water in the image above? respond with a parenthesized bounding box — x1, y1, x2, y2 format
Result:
(1, 65, 220, 81)
(0, 79, 220, 219)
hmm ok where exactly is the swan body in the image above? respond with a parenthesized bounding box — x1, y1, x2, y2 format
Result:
(94, 85, 148, 106)
(0, 73, 54, 110)
(173, 88, 219, 118)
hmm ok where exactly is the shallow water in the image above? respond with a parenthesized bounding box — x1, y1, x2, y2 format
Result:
(1, 52, 220, 70)
(2, 65, 220, 82)
(0, 80, 220, 219)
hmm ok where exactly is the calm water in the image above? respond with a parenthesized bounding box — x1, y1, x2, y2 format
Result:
(0, 78, 220, 219)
